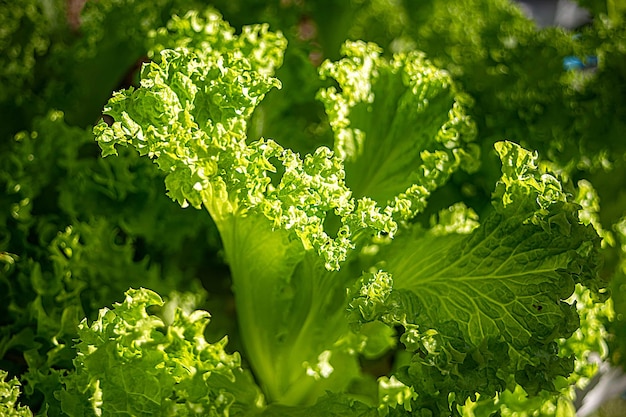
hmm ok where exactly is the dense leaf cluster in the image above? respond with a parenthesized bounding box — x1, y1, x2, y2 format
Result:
(1, 1, 624, 416)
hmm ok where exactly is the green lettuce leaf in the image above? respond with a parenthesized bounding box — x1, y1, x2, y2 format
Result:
(58, 288, 262, 416)
(350, 142, 601, 415)
(462, 282, 613, 417)
(94, 41, 395, 272)
(147, 7, 287, 77)
(318, 41, 479, 220)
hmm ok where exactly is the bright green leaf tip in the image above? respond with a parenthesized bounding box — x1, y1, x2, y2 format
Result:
(0, 370, 32, 417)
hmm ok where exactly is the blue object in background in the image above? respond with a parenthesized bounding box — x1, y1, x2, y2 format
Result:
(563, 55, 598, 71)
(564, 56, 584, 70)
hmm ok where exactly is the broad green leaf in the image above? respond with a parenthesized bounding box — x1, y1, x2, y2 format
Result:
(350, 142, 601, 414)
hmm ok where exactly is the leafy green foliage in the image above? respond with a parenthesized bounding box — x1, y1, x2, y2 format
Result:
(1, 1, 624, 416)
(0, 370, 32, 416)
(347, 142, 600, 413)
(58, 288, 261, 416)
(318, 40, 478, 217)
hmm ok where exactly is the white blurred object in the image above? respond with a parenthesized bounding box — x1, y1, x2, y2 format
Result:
(516, 0, 591, 28)
(576, 354, 626, 417)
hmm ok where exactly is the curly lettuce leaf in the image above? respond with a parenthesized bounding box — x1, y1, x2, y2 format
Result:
(58, 288, 262, 417)
(349, 142, 602, 415)
(318, 41, 479, 220)
(0, 370, 32, 417)
(95, 30, 395, 271)
(148, 7, 287, 77)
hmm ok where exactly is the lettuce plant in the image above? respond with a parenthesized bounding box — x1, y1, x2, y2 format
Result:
(1, 1, 624, 416)
(88, 8, 604, 416)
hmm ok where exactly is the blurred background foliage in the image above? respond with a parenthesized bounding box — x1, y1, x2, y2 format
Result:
(1, 0, 625, 415)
